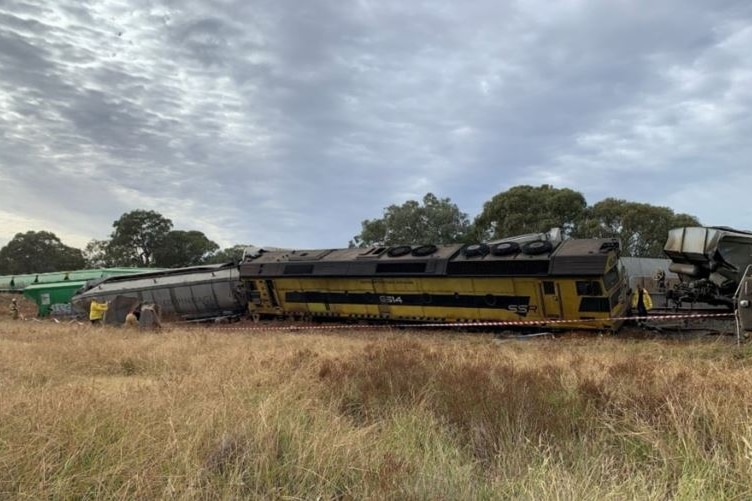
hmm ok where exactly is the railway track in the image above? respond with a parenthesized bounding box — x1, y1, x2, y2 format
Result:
(176, 307, 739, 340)
(634, 307, 737, 337)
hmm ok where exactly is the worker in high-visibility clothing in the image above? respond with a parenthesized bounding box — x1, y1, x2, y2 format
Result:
(631, 287, 653, 325)
(89, 298, 109, 325)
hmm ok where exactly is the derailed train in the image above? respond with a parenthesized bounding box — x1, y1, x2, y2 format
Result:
(71, 229, 630, 330)
(71, 263, 245, 321)
(239, 232, 629, 331)
(663, 226, 752, 308)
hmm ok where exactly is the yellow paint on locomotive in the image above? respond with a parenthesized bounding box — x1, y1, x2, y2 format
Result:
(248, 270, 627, 331)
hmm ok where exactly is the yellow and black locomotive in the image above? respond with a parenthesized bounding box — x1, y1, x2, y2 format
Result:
(239, 232, 629, 331)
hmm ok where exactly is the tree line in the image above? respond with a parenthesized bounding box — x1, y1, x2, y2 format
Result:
(0, 185, 702, 275)
(350, 185, 700, 258)
(0, 210, 247, 275)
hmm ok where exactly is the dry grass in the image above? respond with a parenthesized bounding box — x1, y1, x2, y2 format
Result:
(1, 319, 752, 499)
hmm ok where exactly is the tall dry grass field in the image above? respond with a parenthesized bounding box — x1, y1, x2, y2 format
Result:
(1, 320, 752, 499)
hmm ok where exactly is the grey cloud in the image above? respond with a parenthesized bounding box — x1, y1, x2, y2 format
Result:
(1, 0, 752, 249)
(172, 17, 239, 67)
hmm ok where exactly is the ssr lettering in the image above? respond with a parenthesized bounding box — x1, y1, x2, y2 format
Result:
(508, 304, 537, 314)
(379, 295, 403, 304)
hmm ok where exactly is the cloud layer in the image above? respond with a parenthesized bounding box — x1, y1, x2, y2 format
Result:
(1, 0, 751, 249)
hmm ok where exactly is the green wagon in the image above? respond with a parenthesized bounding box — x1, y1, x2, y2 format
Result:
(14, 268, 161, 317)
(22, 281, 90, 317)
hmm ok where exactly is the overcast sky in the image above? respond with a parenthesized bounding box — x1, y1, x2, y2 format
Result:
(1, 0, 751, 250)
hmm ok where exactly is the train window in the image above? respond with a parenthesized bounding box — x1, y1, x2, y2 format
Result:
(604, 266, 620, 290)
(578, 298, 611, 312)
(576, 281, 603, 296)
(542, 281, 555, 295)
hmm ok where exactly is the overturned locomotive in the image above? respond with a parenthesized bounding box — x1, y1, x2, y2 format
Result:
(239, 231, 629, 331)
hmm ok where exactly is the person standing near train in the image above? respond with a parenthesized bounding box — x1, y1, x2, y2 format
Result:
(654, 269, 667, 292)
(89, 298, 109, 325)
(631, 286, 653, 325)
(9, 297, 19, 320)
(123, 303, 141, 329)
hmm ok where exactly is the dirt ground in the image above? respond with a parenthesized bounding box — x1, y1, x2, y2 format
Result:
(1, 293, 38, 319)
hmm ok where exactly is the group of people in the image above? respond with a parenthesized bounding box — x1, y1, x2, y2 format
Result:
(6, 295, 156, 328)
(89, 298, 155, 328)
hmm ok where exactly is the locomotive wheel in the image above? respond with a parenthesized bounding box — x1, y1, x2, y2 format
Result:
(387, 245, 412, 257)
(491, 242, 520, 256)
(463, 243, 490, 257)
(411, 244, 438, 257)
(522, 240, 553, 255)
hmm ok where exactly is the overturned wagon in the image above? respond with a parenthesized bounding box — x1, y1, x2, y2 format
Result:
(70, 263, 247, 321)
(664, 226, 752, 308)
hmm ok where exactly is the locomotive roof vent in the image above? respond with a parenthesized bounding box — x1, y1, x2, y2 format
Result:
(463, 243, 490, 258)
(387, 245, 412, 258)
(356, 247, 388, 259)
(599, 240, 620, 253)
(411, 244, 437, 257)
